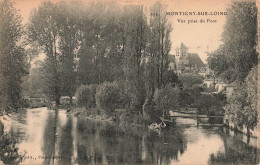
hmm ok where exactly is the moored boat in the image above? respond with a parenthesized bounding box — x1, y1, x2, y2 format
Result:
(159, 117, 176, 126)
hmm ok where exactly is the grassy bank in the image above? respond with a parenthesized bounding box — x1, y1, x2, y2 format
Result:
(69, 107, 113, 122)
(69, 107, 149, 128)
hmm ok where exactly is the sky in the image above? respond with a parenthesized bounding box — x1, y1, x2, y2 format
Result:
(167, 0, 231, 63)
(13, 0, 231, 63)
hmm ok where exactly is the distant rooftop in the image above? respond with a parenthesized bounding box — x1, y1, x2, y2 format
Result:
(175, 42, 188, 50)
(186, 53, 205, 67)
(180, 42, 188, 49)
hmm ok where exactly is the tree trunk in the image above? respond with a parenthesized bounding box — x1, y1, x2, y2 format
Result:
(55, 96, 60, 107)
(246, 127, 250, 137)
(69, 96, 73, 106)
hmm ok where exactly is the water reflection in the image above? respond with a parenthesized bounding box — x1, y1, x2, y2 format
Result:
(209, 134, 259, 164)
(1, 107, 259, 165)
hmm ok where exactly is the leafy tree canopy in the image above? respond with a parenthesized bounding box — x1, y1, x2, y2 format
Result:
(208, 1, 258, 83)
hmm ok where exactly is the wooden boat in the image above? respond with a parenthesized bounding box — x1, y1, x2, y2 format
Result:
(159, 117, 176, 126)
(148, 122, 161, 130)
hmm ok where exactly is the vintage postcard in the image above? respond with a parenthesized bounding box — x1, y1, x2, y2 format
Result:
(0, 0, 259, 164)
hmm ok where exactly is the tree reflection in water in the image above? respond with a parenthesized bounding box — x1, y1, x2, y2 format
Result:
(3, 109, 259, 165)
(74, 119, 187, 165)
(58, 116, 73, 164)
(42, 110, 56, 165)
(209, 135, 259, 164)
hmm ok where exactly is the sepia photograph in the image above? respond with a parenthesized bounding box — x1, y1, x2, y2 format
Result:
(0, 0, 259, 164)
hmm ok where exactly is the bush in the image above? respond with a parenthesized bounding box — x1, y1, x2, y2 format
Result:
(194, 93, 226, 115)
(178, 85, 203, 108)
(162, 70, 182, 88)
(95, 82, 123, 113)
(153, 84, 180, 118)
(75, 84, 97, 109)
(143, 97, 159, 122)
(0, 132, 23, 164)
(178, 89, 194, 108)
(124, 78, 146, 113)
(179, 73, 204, 89)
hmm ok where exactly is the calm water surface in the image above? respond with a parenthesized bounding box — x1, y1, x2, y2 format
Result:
(1, 107, 259, 165)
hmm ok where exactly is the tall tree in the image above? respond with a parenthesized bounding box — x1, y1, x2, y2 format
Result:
(0, 0, 26, 113)
(77, 2, 108, 85)
(122, 5, 148, 112)
(224, 65, 258, 134)
(77, 2, 125, 86)
(208, 1, 258, 83)
(149, 2, 172, 89)
(27, 2, 61, 105)
(56, 1, 81, 104)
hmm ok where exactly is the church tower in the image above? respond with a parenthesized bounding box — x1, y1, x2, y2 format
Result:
(173, 42, 205, 75)
(175, 42, 188, 62)
(175, 42, 188, 75)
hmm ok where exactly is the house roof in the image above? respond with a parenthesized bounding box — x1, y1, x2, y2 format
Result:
(180, 42, 188, 49)
(186, 53, 205, 67)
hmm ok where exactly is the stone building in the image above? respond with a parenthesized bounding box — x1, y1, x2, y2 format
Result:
(168, 42, 207, 76)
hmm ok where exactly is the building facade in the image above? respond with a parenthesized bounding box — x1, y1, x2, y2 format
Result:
(168, 42, 207, 76)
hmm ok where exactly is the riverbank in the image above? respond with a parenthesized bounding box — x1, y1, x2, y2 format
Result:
(68, 107, 148, 129)
(68, 107, 113, 122)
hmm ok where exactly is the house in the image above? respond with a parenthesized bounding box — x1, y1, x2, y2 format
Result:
(215, 81, 228, 93)
(202, 75, 239, 100)
(203, 77, 215, 88)
(225, 80, 239, 100)
(203, 77, 227, 93)
(168, 42, 207, 76)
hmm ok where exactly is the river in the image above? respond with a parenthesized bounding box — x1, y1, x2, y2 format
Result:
(0, 107, 259, 165)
